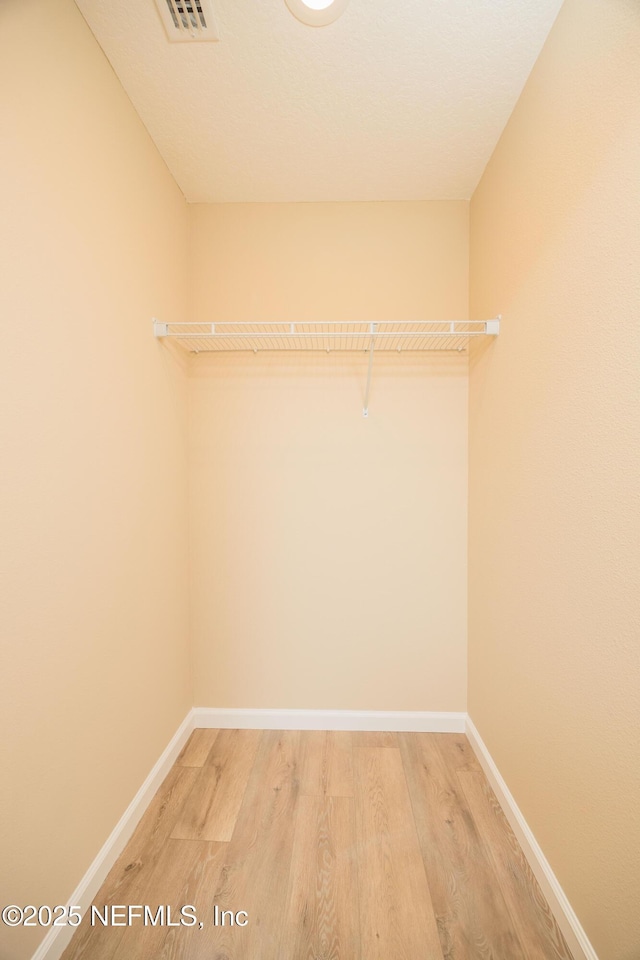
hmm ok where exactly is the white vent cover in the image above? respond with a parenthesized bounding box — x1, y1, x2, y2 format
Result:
(154, 0, 219, 42)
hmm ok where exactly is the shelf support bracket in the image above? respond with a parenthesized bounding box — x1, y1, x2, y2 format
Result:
(363, 323, 376, 418)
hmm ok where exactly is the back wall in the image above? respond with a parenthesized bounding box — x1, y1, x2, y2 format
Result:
(188, 201, 469, 711)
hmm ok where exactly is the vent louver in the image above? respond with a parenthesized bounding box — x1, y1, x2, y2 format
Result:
(154, 0, 219, 42)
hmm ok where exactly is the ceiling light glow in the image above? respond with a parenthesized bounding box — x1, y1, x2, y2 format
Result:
(285, 0, 350, 27)
(300, 0, 335, 9)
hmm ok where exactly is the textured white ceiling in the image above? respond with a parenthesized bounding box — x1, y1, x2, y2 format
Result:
(74, 0, 563, 202)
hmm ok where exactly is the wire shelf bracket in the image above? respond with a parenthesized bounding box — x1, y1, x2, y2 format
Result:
(362, 324, 376, 418)
(153, 316, 501, 416)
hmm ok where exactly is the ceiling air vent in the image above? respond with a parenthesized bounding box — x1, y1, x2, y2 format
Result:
(154, 0, 219, 42)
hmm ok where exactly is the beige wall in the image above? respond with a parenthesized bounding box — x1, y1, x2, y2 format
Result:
(189, 202, 469, 711)
(468, 1, 640, 957)
(0, 2, 191, 957)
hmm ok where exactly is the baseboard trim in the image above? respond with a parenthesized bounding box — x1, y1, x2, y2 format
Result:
(465, 716, 598, 960)
(193, 707, 466, 732)
(31, 709, 195, 960)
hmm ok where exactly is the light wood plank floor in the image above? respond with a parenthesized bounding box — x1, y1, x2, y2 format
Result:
(62, 731, 573, 960)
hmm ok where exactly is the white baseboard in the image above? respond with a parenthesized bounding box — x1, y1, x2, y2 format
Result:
(465, 717, 598, 960)
(32, 709, 195, 960)
(193, 707, 466, 733)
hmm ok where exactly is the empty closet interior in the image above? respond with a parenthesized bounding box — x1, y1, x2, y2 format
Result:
(1, 1, 638, 960)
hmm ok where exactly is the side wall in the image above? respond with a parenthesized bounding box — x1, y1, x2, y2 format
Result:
(0, 3, 191, 957)
(468, 1, 640, 957)
(189, 201, 469, 712)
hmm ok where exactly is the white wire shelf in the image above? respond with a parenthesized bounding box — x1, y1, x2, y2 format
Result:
(154, 317, 500, 417)
(153, 318, 500, 353)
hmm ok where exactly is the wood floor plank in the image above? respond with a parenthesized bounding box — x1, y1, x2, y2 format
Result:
(170, 729, 262, 842)
(430, 732, 482, 772)
(300, 731, 354, 797)
(299, 730, 327, 795)
(282, 795, 359, 960)
(326, 732, 354, 797)
(353, 731, 398, 748)
(191, 729, 303, 960)
(399, 732, 527, 960)
(110, 839, 227, 960)
(61, 765, 199, 960)
(176, 729, 219, 767)
(457, 770, 574, 960)
(353, 746, 443, 960)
